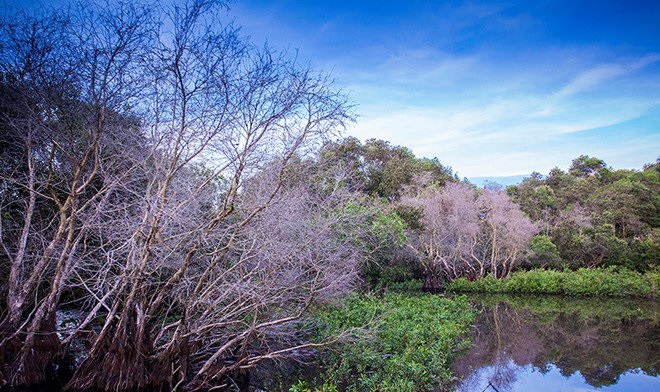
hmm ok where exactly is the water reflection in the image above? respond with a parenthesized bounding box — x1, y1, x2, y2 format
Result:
(453, 295, 659, 392)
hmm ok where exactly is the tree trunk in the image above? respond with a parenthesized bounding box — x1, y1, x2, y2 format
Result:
(0, 310, 61, 387)
(422, 262, 443, 293)
(66, 310, 169, 392)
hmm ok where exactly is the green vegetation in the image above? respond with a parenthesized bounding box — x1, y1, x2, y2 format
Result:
(289, 381, 339, 392)
(509, 156, 660, 272)
(306, 293, 476, 392)
(448, 267, 660, 297)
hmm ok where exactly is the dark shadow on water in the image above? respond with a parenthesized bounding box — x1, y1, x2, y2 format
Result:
(452, 294, 659, 392)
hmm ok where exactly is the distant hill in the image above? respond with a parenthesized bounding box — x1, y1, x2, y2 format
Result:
(467, 174, 530, 188)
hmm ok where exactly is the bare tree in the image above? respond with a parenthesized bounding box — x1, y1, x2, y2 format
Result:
(0, 1, 353, 390)
(402, 181, 482, 289)
(402, 179, 537, 289)
(478, 189, 537, 278)
(0, 2, 154, 386)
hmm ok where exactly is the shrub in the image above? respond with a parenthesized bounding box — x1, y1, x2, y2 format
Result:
(290, 381, 339, 392)
(447, 268, 657, 298)
(505, 269, 563, 294)
(562, 267, 653, 297)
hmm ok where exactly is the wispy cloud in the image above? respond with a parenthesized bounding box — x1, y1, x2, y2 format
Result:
(348, 53, 660, 177)
(228, 0, 660, 177)
(555, 54, 660, 97)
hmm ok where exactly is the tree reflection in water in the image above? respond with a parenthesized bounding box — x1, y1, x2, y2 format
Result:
(452, 295, 659, 392)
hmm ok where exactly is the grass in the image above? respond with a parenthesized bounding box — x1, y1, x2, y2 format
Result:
(448, 267, 660, 298)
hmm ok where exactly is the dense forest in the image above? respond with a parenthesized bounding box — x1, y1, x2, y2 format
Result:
(0, 1, 658, 391)
(300, 137, 659, 290)
(509, 155, 659, 271)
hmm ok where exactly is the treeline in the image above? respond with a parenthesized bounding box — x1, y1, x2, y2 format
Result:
(303, 138, 659, 292)
(508, 156, 660, 271)
(292, 137, 540, 290)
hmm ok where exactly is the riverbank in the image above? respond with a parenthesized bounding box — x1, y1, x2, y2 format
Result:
(447, 267, 659, 298)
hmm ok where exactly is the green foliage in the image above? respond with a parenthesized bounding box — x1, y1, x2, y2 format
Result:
(448, 268, 658, 298)
(309, 293, 476, 392)
(364, 211, 415, 285)
(506, 269, 564, 294)
(328, 200, 397, 250)
(363, 139, 418, 199)
(392, 204, 424, 230)
(315, 137, 366, 192)
(316, 137, 455, 200)
(289, 381, 339, 392)
(569, 155, 608, 177)
(507, 178, 557, 222)
(340, 204, 419, 286)
(530, 235, 559, 256)
(528, 235, 561, 267)
(509, 156, 660, 271)
(572, 224, 629, 268)
(533, 184, 557, 208)
(561, 267, 656, 297)
(370, 212, 407, 247)
(631, 228, 660, 270)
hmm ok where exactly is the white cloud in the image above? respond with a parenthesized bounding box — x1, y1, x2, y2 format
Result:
(346, 54, 660, 177)
(231, 2, 660, 178)
(377, 49, 481, 85)
(555, 54, 660, 97)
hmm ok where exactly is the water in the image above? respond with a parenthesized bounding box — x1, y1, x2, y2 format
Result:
(9, 295, 658, 392)
(452, 294, 659, 392)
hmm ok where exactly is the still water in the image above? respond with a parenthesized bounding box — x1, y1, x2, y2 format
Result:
(452, 295, 659, 392)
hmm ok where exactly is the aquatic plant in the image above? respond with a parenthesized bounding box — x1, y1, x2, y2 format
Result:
(307, 293, 476, 391)
(448, 267, 658, 297)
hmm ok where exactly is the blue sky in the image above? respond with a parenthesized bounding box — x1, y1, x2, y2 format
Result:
(230, 0, 660, 177)
(6, 0, 660, 177)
